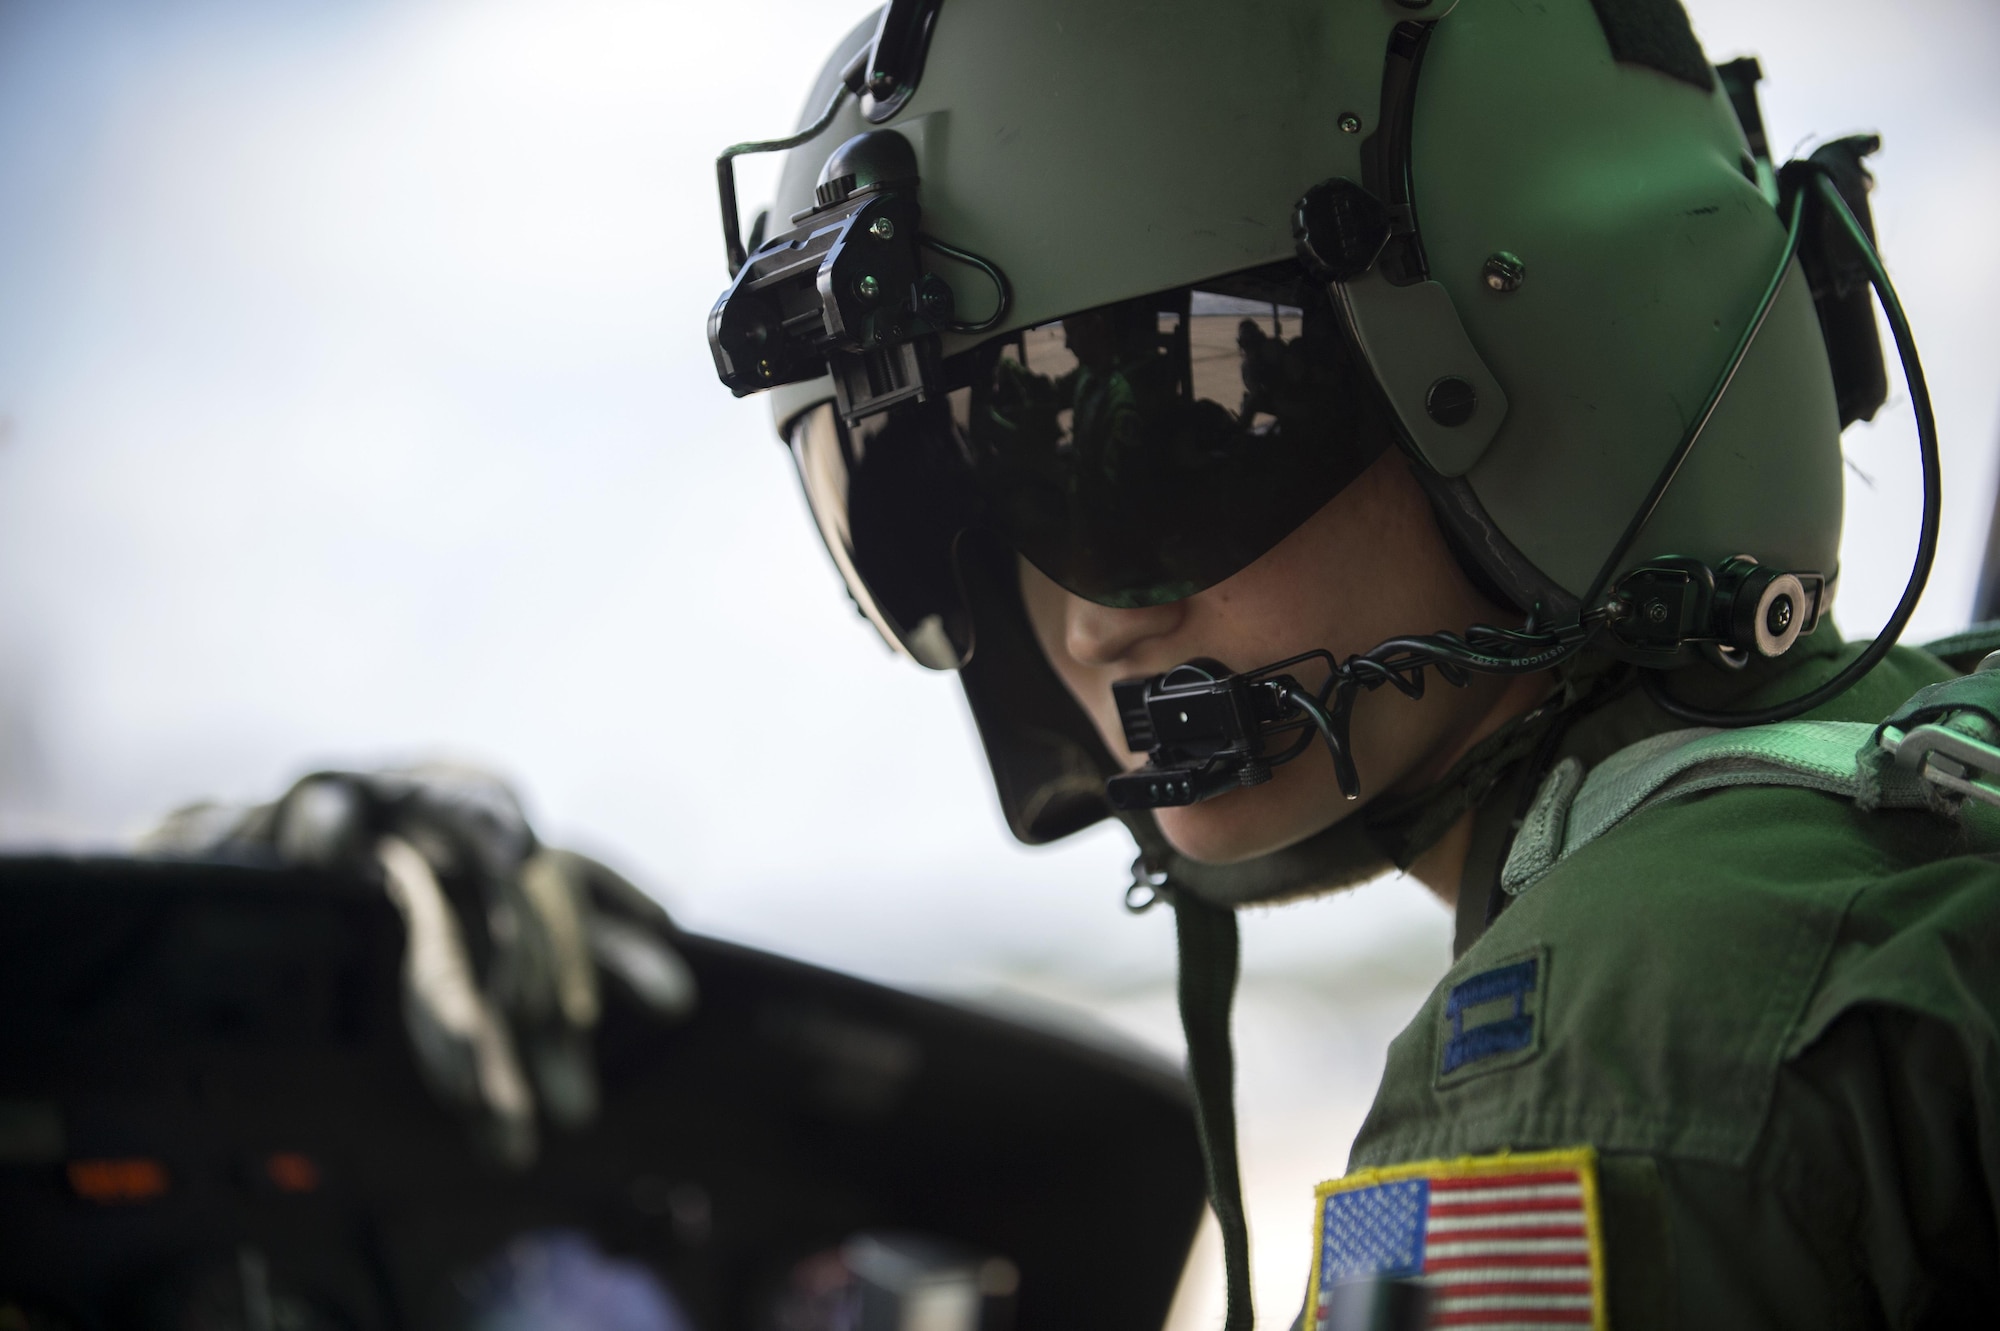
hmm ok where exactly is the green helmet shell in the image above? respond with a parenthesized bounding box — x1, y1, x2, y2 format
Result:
(753, 0, 1847, 865)
(766, 0, 1841, 609)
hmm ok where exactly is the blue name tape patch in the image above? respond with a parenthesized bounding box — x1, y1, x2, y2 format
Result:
(1437, 948, 1545, 1084)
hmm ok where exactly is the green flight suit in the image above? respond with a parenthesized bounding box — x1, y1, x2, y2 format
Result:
(1344, 639, 2000, 1326)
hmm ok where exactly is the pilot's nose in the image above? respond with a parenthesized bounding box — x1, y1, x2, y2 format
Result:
(1064, 596, 1185, 668)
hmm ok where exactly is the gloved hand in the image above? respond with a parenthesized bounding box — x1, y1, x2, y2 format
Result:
(143, 764, 695, 1166)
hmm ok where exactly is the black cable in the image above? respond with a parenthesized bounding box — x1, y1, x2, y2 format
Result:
(715, 59, 863, 275)
(1578, 184, 1813, 613)
(1644, 169, 1939, 727)
(1263, 724, 1319, 768)
(1263, 621, 1601, 801)
(1279, 685, 1359, 797)
(920, 234, 1014, 333)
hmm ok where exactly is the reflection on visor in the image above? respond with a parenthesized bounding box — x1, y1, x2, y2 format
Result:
(788, 265, 1392, 664)
(792, 399, 979, 670)
(960, 282, 1389, 607)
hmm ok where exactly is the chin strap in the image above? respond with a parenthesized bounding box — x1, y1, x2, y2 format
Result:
(1370, 660, 1636, 865)
(1173, 887, 1254, 1331)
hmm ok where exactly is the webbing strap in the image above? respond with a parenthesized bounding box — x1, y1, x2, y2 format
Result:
(1173, 888, 1253, 1331)
(1500, 718, 1943, 894)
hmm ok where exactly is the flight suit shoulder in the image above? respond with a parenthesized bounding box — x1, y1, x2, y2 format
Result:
(1315, 650, 2000, 1324)
(1352, 781, 2000, 1172)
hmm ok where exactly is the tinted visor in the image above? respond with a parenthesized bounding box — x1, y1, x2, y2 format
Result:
(788, 264, 1392, 668)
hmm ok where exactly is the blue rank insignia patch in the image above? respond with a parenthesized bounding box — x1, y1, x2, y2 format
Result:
(1305, 1148, 1607, 1330)
(1436, 947, 1547, 1087)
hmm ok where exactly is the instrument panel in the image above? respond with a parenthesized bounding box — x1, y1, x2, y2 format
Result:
(0, 856, 1203, 1329)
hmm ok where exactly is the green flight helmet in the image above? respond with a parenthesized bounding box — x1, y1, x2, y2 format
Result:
(723, 0, 1851, 885)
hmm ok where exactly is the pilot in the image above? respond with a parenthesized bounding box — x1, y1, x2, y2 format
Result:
(707, 0, 2000, 1324)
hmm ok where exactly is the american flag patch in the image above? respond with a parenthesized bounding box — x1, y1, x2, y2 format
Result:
(1305, 1148, 1605, 1330)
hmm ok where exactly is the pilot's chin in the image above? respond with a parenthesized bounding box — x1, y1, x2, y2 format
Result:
(1151, 753, 1352, 867)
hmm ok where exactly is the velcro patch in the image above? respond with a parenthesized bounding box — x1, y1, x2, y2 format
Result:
(1306, 1148, 1605, 1330)
(1437, 948, 1546, 1086)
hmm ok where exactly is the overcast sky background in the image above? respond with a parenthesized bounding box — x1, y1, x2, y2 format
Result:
(0, 2, 1995, 1324)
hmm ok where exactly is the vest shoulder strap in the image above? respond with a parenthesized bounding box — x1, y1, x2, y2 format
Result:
(1502, 650, 2000, 895)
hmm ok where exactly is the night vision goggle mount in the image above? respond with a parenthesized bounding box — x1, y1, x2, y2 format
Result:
(710, 126, 1009, 424)
(711, 130, 942, 421)
(707, 1, 1008, 426)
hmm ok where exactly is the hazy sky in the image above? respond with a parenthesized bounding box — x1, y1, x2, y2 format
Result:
(0, 0, 1994, 1004)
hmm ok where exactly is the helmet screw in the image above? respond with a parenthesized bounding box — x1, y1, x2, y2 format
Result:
(1645, 599, 1670, 625)
(1482, 251, 1526, 292)
(869, 217, 896, 241)
(1425, 376, 1478, 427)
(856, 274, 881, 300)
(1766, 594, 1795, 636)
(1337, 112, 1363, 134)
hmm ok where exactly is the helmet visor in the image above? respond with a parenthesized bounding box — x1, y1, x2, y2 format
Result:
(787, 265, 1393, 668)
